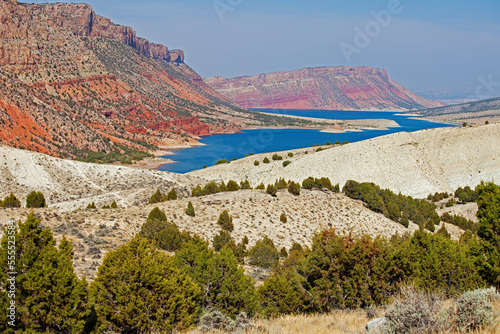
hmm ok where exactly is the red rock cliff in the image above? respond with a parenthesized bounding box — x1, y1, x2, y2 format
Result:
(38, 3, 182, 63)
(206, 66, 444, 111)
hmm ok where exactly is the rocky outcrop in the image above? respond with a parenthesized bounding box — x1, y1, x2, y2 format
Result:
(206, 66, 444, 111)
(37, 3, 179, 63)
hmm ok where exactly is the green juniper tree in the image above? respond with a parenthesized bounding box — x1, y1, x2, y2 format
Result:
(174, 240, 257, 317)
(186, 201, 195, 217)
(0, 213, 88, 333)
(91, 236, 200, 333)
(217, 210, 234, 232)
(25, 191, 46, 208)
(0, 192, 21, 208)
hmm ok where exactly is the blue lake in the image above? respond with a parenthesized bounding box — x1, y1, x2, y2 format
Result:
(158, 109, 454, 174)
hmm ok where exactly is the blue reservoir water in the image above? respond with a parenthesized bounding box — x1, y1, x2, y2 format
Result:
(159, 109, 454, 174)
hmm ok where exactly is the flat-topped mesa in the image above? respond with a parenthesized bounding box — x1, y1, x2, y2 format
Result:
(206, 66, 444, 111)
(38, 3, 182, 63)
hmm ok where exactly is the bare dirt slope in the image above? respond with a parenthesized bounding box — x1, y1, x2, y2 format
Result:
(190, 123, 500, 198)
(0, 145, 204, 211)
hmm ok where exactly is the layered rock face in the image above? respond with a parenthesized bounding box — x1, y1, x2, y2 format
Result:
(206, 66, 444, 111)
(38, 3, 183, 63)
(0, 1, 253, 159)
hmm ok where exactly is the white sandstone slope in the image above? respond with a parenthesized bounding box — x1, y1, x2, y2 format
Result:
(0, 145, 203, 211)
(189, 123, 500, 198)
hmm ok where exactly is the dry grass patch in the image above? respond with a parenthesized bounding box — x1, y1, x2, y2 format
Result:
(185, 311, 369, 334)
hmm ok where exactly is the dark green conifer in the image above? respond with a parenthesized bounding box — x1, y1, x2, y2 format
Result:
(186, 201, 195, 217)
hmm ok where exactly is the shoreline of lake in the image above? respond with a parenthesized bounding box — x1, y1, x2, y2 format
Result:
(155, 109, 455, 173)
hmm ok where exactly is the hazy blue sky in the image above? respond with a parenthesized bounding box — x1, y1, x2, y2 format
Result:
(26, 0, 500, 96)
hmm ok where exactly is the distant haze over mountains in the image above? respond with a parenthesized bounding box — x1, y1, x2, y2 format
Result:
(206, 67, 444, 111)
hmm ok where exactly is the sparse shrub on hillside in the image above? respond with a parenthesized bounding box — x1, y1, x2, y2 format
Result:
(287, 152, 294, 157)
(266, 184, 277, 197)
(26, 191, 46, 208)
(110, 200, 118, 208)
(219, 181, 227, 192)
(186, 201, 195, 217)
(315, 177, 332, 190)
(86, 202, 96, 209)
(445, 198, 455, 207)
(288, 181, 300, 196)
(203, 181, 219, 195)
(91, 237, 200, 333)
(280, 247, 288, 258)
(302, 177, 315, 189)
(263, 157, 270, 164)
(272, 154, 283, 161)
(140, 217, 188, 252)
(191, 185, 203, 197)
(192, 182, 222, 197)
(254, 160, 260, 166)
(227, 180, 240, 192)
(301, 177, 334, 191)
(283, 160, 291, 167)
(275, 178, 288, 190)
(256, 183, 265, 190)
(240, 179, 252, 190)
(248, 236, 279, 269)
(280, 213, 287, 224)
(149, 188, 163, 204)
(217, 210, 234, 232)
(101, 204, 111, 209)
(0, 192, 21, 208)
(216, 159, 229, 165)
(455, 186, 478, 203)
(166, 189, 177, 200)
(147, 207, 167, 222)
(383, 286, 448, 334)
(198, 310, 253, 332)
(427, 192, 450, 202)
(454, 288, 499, 332)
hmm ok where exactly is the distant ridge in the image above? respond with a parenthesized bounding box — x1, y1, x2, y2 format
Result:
(205, 66, 444, 111)
(406, 97, 500, 124)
